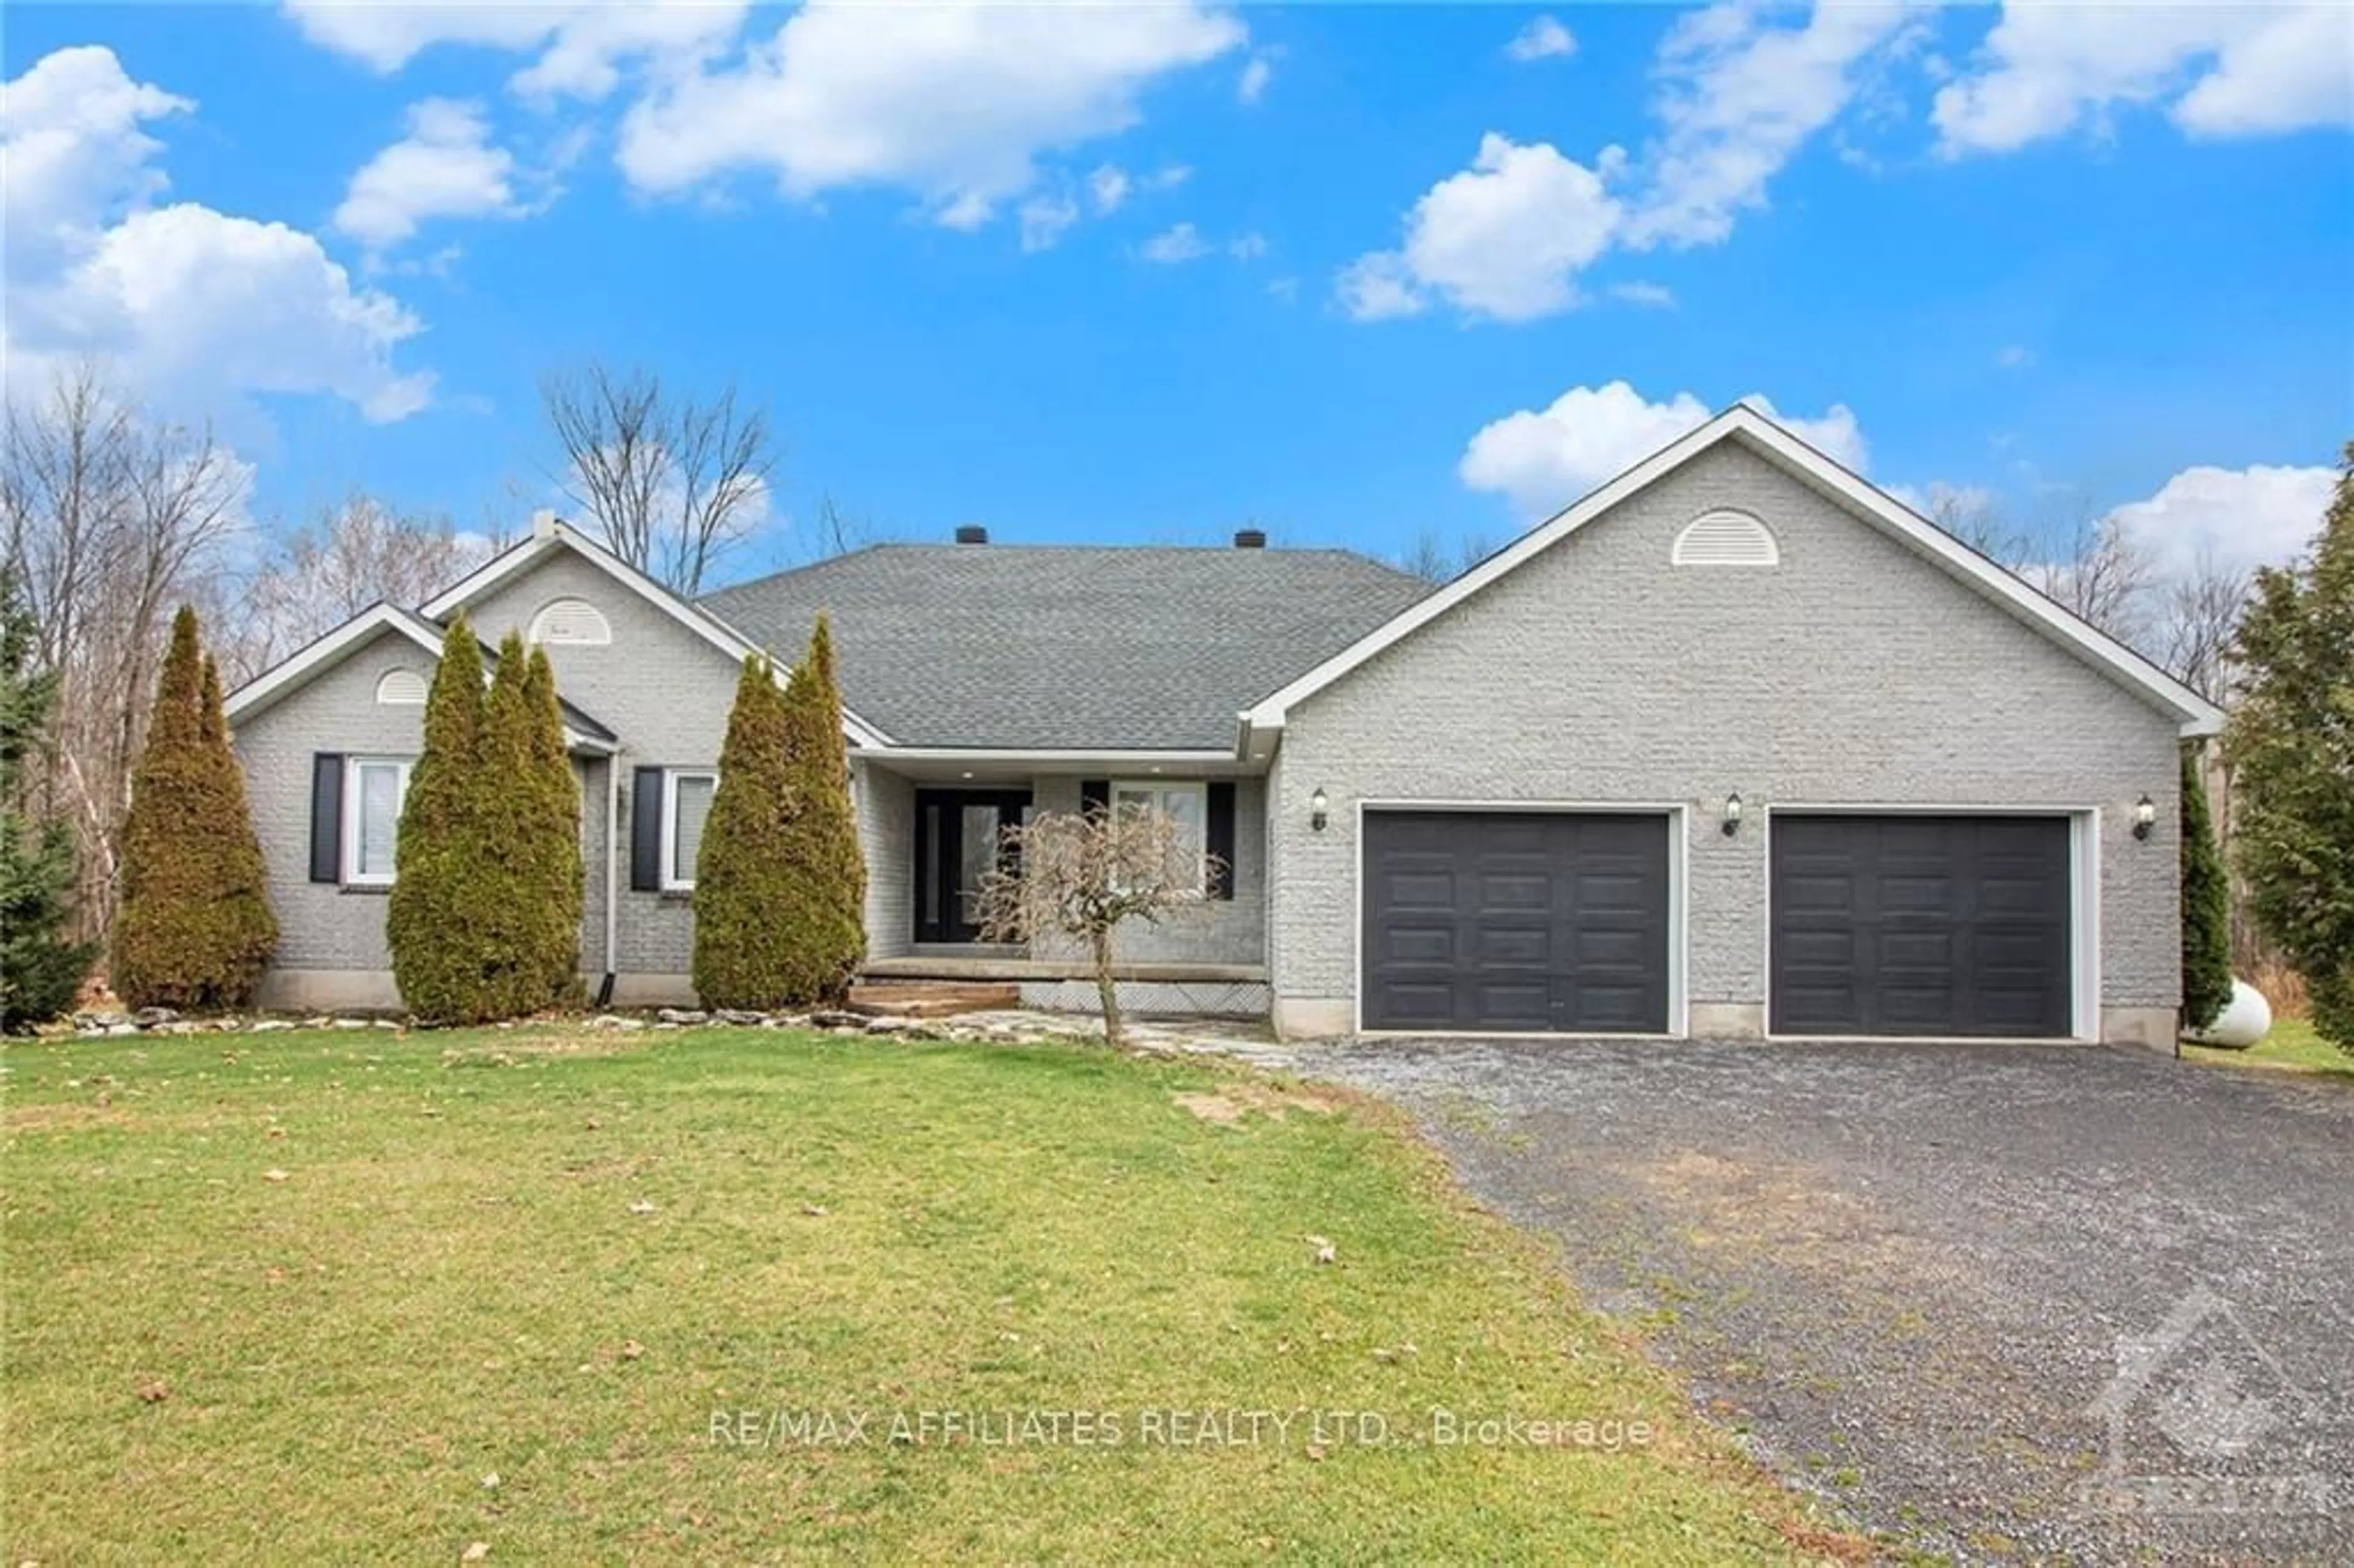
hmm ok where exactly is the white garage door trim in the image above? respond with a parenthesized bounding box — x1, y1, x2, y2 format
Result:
(1353, 799, 1690, 1038)
(1761, 804, 2101, 1043)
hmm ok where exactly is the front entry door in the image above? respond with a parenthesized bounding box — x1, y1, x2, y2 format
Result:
(913, 790, 1032, 944)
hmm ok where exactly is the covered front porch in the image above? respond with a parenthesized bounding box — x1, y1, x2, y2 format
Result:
(848, 750, 1271, 1018)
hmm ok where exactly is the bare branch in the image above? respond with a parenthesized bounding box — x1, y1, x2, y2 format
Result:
(973, 806, 1224, 1046)
(539, 360, 777, 593)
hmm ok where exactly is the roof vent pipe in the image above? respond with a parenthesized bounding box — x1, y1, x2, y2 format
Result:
(954, 525, 989, 545)
(1233, 528, 1267, 549)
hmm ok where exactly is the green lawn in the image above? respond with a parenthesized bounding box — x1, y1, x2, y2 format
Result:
(2, 1026, 1854, 1564)
(2183, 1017, 2351, 1079)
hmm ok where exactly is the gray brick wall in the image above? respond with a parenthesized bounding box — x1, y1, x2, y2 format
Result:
(1268, 441, 2183, 1032)
(462, 550, 746, 980)
(1027, 774, 1266, 965)
(857, 759, 913, 959)
(234, 641, 433, 976)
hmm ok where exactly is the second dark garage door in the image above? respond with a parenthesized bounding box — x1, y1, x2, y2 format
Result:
(1362, 810, 1670, 1033)
(1770, 814, 2074, 1038)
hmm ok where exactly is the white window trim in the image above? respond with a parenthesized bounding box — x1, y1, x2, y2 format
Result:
(1111, 778, 1208, 895)
(660, 767, 718, 892)
(344, 756, 413, 887)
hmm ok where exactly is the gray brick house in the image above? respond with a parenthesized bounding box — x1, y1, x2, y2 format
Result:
(224, 405, 2221, 1043)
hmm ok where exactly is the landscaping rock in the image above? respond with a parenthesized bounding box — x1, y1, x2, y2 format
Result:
(809, 1009, 864, 1030)
(133, 1007, 178, 1028)
(713, 1008, 765, 1026)
(863, 1016, 929, 1037)
(330, 1018, 369, 1031)
(249, 1020, 294, 1033)
(657, 1008, 708, 1026)
(74, 1011, 132, 1032)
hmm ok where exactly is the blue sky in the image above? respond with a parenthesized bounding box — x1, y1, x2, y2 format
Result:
(4, 2, 2349, 584)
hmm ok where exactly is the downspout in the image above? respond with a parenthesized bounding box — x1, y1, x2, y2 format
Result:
(597, 753, 620, 1008)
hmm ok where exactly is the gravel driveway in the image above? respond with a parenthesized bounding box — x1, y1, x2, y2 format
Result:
(1270, 1037, 2354, 1564)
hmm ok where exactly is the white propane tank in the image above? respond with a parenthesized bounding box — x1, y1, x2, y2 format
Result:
(2182, 978, 2273, 1049)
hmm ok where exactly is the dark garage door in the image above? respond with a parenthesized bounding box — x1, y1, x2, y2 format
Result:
(1770, 815, 2073, 1038)
(1362, 811, 1670, 1033)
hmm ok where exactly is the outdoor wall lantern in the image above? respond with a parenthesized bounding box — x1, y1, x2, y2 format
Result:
(2133, 795, 2157, 840)
(1310, 788, 1330, 832)
(1721, 792, 1743, 837)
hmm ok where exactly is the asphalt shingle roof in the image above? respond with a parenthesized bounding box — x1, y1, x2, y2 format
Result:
(701, 544, 1430, 750)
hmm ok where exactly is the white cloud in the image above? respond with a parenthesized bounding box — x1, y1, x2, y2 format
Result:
(1341, 5, 1925, 322)
(1334, 251, 1425, 320)
(0, 45, 191, 279)
(1609, 280, 1676, 308)
(1506, 16, 1577, 64)
(2105, 463, 2336, 575)
(1933, 2, 2352, 154)
(615, 2, 1244, 228)
(1459, 381, 1866, 517)
(1995, 343, 2035, 370)
(1629, 1, 1923, 248)
(1018, 192, 1080, 253)
(1139, 222, 1209, 264)
(281, 0, 748, 102)
(1228, 230, 1268, 261)
(334, 99, 527, 248)
(1338, 134, 1623, 322)
(1888, 479, 1995, 519)
(1238, 51, 1275, 104)
(1088, 162, 1132, 213)
(2, 47, 431, 425)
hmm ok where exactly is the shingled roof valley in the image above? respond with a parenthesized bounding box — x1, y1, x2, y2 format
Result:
(701, 544, 1430, 750)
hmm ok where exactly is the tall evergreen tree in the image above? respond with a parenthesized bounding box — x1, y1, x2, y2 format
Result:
(2179, 744, 2233, 1032)
(692, 653, 798, 1008)
(2226, 441, 2354, 1049)
(388, 616, 490, 1022)
(782, 614, 867, 1004)
(520, 647, 584, 1003)
(1, 569, 95, 1029)
(470, 636, 581, 1016)
(112, 606, 277, 1010)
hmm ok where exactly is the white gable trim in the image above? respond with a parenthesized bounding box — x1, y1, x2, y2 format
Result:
(223, 603, 620, 755)
(223, 603, 443, 725)
(1238, 405, 2224, 755)
(419, 518, 894, 750)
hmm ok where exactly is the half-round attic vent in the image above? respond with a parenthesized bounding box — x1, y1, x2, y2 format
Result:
(528, 597, 612, 646)
(376, 668, 429, 705)
(1672, 509, 1780, 568)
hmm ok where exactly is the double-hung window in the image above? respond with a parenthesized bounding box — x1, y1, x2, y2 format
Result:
(661, 769, 718, 891)
(1110, 780, 1206, 894)
(345, 757, 412, 886)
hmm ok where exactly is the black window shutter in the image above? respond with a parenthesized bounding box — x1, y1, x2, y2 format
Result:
(1080, 778, 1110, 819)
(309, 754, 345, 883)
(631, 767, 665, 891)
(1205, 781, 1236, 900)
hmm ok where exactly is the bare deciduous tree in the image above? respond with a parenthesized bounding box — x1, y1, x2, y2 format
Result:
(2154, 549, 2249, 707)
(973, 805, 1224, 1047)
(1398, 527, 1493, 585)
(2, 362, 245, 937)
(2022, 511, 2158, 648)
(218, 492, 489, 683)
(540, 360, 776, 593)
(1919, 488, 2019, 560)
